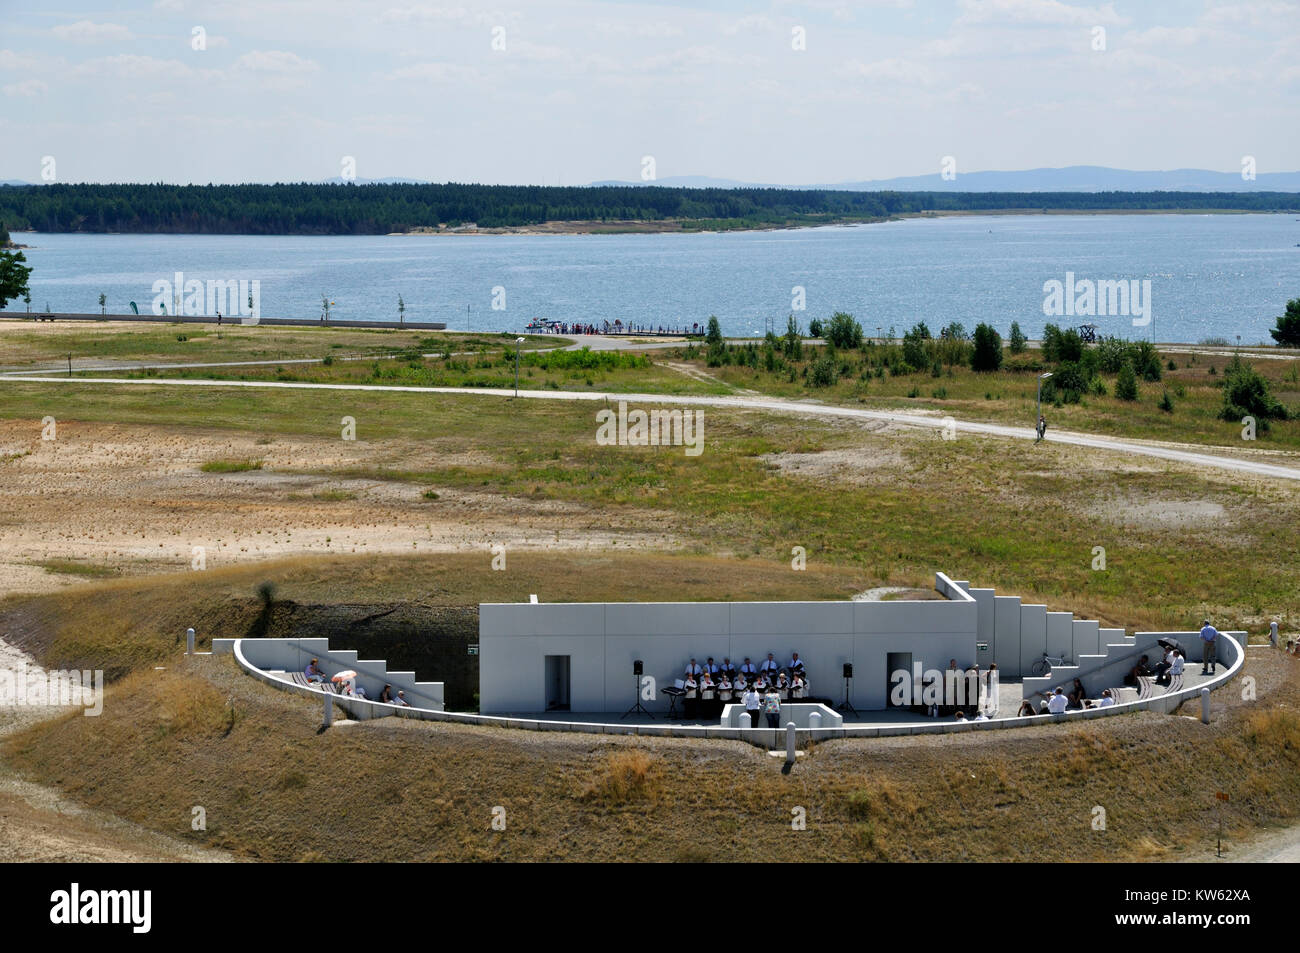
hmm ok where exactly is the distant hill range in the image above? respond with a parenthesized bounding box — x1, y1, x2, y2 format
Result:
(591, 166, 1300, 192)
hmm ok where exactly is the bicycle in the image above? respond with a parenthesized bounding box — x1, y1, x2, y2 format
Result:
(1030, 651, 1067, 677)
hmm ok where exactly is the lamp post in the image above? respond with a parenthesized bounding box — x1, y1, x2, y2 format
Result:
(515, 337, 525, 397)
(1036, 371, 1052, 439)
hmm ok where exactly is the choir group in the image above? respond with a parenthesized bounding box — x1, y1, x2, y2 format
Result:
(678, 652, 811, 716)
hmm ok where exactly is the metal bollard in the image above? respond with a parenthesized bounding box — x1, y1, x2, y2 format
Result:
(1201, 687, 1211, 725)
(785, 722, 797, 763)
(739, 712, 751, 730)
(186, 627, 195, 655)
(323, 689, 333, 728)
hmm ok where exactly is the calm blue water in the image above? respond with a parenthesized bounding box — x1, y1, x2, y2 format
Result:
(7, 214, 1299, 343)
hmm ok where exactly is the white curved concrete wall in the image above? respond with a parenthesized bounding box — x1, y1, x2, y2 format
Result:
(480, 573, 978, 714)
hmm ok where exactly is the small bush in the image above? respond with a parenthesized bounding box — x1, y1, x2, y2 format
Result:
(1158, 391, 1174, 413)
(200, 458, 264, 473)
(971, 323, 1003, 372)
(1115, 362, 1139, 401)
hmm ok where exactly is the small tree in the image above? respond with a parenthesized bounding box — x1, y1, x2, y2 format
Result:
(902, 321, 931, 371)
(825, 311, 863, 350)
(807, 317, 823, 338)
(1270, 297, 1300, 347)
(98, 292, 106, 314)
(398, 294, 406, 325)
(783, 315, 802, 361)
(705, 315, 723, 347)
(971, 323, 1003, 371)
(23, 291, 31, 313)
(0, 249, 33, 311)
(1008, 321, 1026, 355)
(1115, 362, 1139, 401)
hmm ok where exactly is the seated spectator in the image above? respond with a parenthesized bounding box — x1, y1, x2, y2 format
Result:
(380, 684, 395, 703)
(1047, 687, 1068, 714)
(1123, 663, 1145, 688)
(788, 652, 805, 676)
(1067, 677, 1087, 710)
(1166, 649, 1185, 683)
(954, 711, 967, 721)
(354, 684, 368, 699)
(1152, 648, 1174, 683)
(973, 711, 988, 722)
(1096, 689, 1115, 707)
(1017, 700, 1037, 717)
(304, 658, 326, 683)
(393, 690, 411, 707)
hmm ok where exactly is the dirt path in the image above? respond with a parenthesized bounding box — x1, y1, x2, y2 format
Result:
(10, 376, 1299, 482)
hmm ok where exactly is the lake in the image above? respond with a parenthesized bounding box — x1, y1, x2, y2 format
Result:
(7, 213, 1300, 343)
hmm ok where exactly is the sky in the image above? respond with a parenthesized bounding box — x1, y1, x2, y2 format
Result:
(1, 0, 1297, 185)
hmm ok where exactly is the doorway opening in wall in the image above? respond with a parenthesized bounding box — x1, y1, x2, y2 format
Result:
(545, 655, 571, 711)
(887, 652, 912, 709)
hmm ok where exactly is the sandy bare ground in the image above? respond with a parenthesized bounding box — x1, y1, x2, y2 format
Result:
(0, 637, 234, 861)
(0, 419, 680, 595)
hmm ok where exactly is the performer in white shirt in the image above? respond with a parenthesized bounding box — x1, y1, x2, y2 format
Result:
(791, 673, 806, 698)
(739, 657, 758, 678)
(704, 657, 719, 675)
(759, 653, 780, 676)
(733, 673, 747, 692)
(776, 671, 790, 690)
(684, 658, 703, 677)
(721, 658, 737, 679)
(788, 652, 805, 675)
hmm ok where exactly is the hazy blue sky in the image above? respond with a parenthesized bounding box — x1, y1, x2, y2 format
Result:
(2, 0, 1297, 185)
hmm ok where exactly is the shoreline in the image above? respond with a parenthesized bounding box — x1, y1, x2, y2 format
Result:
(6, 207, 1295, 243)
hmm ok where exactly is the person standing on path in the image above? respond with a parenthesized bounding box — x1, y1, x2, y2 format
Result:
(1200, 620, 1220, 675)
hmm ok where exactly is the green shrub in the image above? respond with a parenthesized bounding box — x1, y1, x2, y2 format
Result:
(1115, 362, 1139, 401)
(808, 354, 838, 388)
(1158, 391, 1174, 413)
(824, 311, 863, 349)
(1219, 356, 1290, 421)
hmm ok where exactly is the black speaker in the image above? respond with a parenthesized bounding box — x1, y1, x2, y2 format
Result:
(843, 662, 853, 679)
(633, 659, 643, 676)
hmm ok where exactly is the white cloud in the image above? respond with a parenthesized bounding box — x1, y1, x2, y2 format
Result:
(957, 0, 1128, 27)
(387, 61, 484, 83)
(840, 56, 941, 87)
(233, 50, 320, 72)
(74, 54, 193, 79)
(0, 49, 46, 71)
(3, 78, 47, 97)
(52, 20, 134, 44)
